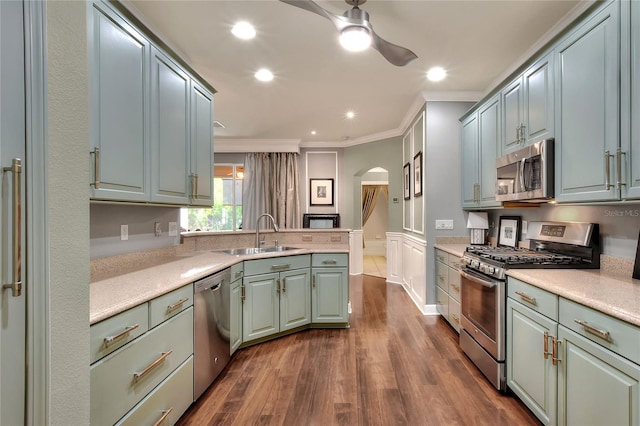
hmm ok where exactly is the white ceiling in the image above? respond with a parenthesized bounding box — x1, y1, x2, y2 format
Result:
(122, 0, 589, 147)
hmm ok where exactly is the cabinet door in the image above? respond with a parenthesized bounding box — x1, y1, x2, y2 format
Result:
(279, 269, 311, 331)
(555, 2, 620, 202)
(502, 77, 524, 154)
(190, 81, 214, 206)
(478, 95, 501, 207)
(625, 1, 640, 199)
(524, 53, 554, 144)
(558, 326, 640, 426)
(90, 4, 150, 201)
(435, 285, 448, 319)
(312, 268, 349, 323)
(461, 114, 479, 207)
(242, 273, 279, 342)
(150, 47, 190, 204)
(507, 299, 558, 426)
(230, 279, 242, 354)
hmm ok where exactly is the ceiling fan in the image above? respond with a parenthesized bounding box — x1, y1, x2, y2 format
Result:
(279, 0, 418, 67)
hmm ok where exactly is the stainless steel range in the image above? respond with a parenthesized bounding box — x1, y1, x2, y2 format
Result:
(458, 221, 600, 391)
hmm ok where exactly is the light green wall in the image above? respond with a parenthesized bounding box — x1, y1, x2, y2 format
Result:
(343, 137, 403, 231)
(47, 1, 91, 423)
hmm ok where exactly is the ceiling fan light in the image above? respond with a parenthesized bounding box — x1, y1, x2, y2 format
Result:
(339, 26, 371, 52)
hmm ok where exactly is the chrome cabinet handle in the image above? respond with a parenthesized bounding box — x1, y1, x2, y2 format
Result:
(473, 183, 479, 203)
(3, 159, 22, 297)
(271, 264, 291, 271)
(312, 275, 316, 288)
(241, 285, 245, 303)
(616, 148, 626, 189)
(520, 123, 526, 144)
(322, 259, 337, 265)
(133, 350, 173, 383)
(515, 291, 537, 306)
(190, 173, 197, 199)
(153, 407, 173, 426)
(90, 148, 100, 189)
(574, 319, 612, 342)
(604, 150, 613, 190)
(276, 279, 281, 294)
(166, 297, 189, 313)
(104, 324, 140, 347)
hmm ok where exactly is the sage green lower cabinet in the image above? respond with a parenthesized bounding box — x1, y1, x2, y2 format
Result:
(558, 326, 640, 426)
(434, 249, 462, 331)
(311, 253, 349, 324)
(242, 255, 311, 343)
(507, 298, 558, 425)
(230, 269, 243, 355)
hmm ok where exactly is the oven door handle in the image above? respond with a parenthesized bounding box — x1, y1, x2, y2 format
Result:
(460, 268, 499, 288)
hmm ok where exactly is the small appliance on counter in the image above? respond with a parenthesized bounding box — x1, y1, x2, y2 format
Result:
(302, 213, 340, 229)
(467, 212, 489, 245)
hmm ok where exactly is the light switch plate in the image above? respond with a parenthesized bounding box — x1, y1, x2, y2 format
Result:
(168, 222, 178, 237)
(522, 220, 528, 235)
(154, 222, 161, 237)
(435, 220, 454, 230)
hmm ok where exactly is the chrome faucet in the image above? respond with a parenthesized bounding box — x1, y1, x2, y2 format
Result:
(255, 213, 279, 248)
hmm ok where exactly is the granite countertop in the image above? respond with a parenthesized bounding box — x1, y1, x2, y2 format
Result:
(90, 245, 349, 325)
(507, 269, 640, 328)
(434, 243, 468, 259)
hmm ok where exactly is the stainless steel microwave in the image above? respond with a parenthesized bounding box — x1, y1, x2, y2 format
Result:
(495, 139, 554, 202)
(302, 213, 340, 229)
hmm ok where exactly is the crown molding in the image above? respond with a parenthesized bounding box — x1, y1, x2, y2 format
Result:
(421, 91, 483, 102)
(215, 138, 301, 153)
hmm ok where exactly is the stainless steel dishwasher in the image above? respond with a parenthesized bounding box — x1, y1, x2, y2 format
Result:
(193, 267, 231, 399)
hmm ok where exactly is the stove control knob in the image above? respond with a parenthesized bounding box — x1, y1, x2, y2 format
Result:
(487, 266, 495, 275)
(471, 260, 480, 269)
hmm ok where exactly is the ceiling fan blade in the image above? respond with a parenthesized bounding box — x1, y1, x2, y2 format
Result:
(279, 0, 339, 23)
(370, 32, 418, 67)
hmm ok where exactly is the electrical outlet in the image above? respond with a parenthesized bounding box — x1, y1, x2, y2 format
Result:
(168, 221, 178, 237)
(435, 219, 454, 230)
(154, 222, 161, 237)
(120, 224, 128, 241)
(522, 220, 528, 235)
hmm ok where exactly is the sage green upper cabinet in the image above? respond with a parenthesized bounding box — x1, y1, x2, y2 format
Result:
(190, 82, 214, 206)
(478, 96, 501, 207)
(90, 3, 150, 202)
(523, 53, 554, 145)
(150, 48, 190, 204)
(625, 1, 640, 199)
(461, 95, 501, 209)
(555, 1, 620, 203)
(502, 53, 555, 155)
(501, 76, 524, 154)
(461, 114, 479, 208)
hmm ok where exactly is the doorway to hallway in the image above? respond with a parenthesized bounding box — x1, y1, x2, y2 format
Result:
(362, 168, 388, 279)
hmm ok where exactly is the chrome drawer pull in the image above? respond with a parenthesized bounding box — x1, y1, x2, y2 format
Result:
(271, 264, 291, 271)
(133, 350, 173, 383)
(574, 319, 612, 342)
(90, 148, 100, 189)
(515, 291, 537, 306)
(322, 259, 337, 265)
(153, 407, 173, 426)
(104, 324, 140, 347)
(166, 297, 189, 313)
(2, 158, 22, 297)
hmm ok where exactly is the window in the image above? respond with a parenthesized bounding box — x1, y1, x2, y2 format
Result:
(181, 164, 243, 231)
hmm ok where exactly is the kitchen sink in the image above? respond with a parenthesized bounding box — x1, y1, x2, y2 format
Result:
(219, 246, 300, 256)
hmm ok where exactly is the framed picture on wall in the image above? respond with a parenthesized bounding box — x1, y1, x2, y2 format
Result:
(403, 162, 410, 200)
(498, 216, 521, 248)
(413, 151, 423, 197)
(310, 178, 334, 206)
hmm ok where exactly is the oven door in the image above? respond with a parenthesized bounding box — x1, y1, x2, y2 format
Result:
(460, 267, 506, 361)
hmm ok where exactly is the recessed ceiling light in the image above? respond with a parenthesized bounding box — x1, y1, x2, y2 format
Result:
(346, 111, 355, 119)
(231, 21, 256, 40)
(255, 68, 274, 82)
(311, 130, 317, 135)
(427, 67, 447, 82)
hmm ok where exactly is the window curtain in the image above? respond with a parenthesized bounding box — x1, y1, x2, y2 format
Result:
(242, 153, 301, 230)
(362, 185, 388, 227)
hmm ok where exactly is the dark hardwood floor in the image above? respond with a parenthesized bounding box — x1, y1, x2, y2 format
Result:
(178, 274, 539, 425)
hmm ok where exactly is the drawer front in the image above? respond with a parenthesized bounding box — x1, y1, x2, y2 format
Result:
(91, 308, 194, 426)
(231, 262, 244, 282)
(508, 277, 558, 321)
(435, 261, 449, 292)
(559, 298, 640, 364)
(244, 254, 310, 276)
(448, 255, 463, 271)
(90, 303, 149, 364)
(116, 356, 194, 426)
(436, 285, 449, 318)
(435, 249, 448, 264)
(449, 297, 461, 332)
(312, 253, 348, 268)
(149, 283, 193, 328)
(448, 268, 461, 302)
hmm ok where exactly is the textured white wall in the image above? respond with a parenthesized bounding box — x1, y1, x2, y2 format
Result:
(46, 1, 91, 423)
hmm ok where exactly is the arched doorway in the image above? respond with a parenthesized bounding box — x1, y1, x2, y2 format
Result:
(361, 168, 388, 278)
